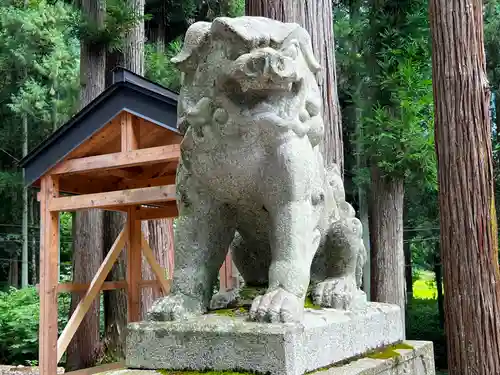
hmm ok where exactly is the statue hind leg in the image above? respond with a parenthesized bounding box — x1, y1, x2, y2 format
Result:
(209, 231, 272, 310)
(311, 200, 367, 310)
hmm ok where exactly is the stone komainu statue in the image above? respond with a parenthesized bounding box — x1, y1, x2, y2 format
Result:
(148, 16, 367, 323)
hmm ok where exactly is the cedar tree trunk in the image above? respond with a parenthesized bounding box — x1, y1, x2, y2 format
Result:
(370, 166, 405, 329)
(67, 0, 106, 370)
(430, 0, 500, 373)
(140, 219, 174, 318)
(245, 0, 343, 172)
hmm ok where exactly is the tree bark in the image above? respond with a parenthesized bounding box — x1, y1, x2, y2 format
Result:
(8, 256, 18, 288)
(403, 235, 412, 301)
(67, 211, 104, 370)
(124, 0, 145, 74)
(102, 211, 127, 359)
(67, 0, 106, 370)
(140, 219, 174, 318)
(245, 0, 343, 172)
(430, 0, 500, 373)
(403, 202, 412, 301)
(370, 166, 405, 329)
(103, 0, 175, 358)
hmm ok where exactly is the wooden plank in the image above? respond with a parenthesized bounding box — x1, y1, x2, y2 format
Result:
(36, 279, 170, 293)
(121, 112, 139, 151)
(136, 203, 178, 221)
(56, 281, 127, 293)
(139, 279, 172, 289)
(64, 362, 125, 375)
(127, 207, 142, 322)
(67, 119, 121, 159)
(141, 234, 171, 294)
(50, 144, 180, 176)
(57, 228, 127, 362)
(39, 176, 60, 374)
(219, 251, 234, 291)
(118, 174, 176, 190)
(48, 185, 176, 212)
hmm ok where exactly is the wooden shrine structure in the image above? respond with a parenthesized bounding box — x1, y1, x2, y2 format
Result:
(19, 68, 236, 375)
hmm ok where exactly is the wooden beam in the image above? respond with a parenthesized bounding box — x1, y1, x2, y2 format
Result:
(64, 362, 125, 375)
(136, 203, 178, 221)
(56, 281, 127, 293)
(49, 144, 180, 176)
(57, 228, 127, 362)
(48, 185, 176, 211)
(141, 234, 171, 294)
(117, 175, 176, 190)
(36, 279, 170, 293)
(127, 207, 142, 322)
(121, 112, 139, 151)
(39, 175, 59, 374)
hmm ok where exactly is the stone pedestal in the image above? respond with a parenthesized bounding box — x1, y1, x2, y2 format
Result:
(126, 302, 406, 375)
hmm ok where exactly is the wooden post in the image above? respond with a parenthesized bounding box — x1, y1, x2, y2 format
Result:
(39, 175, 59, 375)
(127, 206, 142, 322)
(219, 251, 234, 291)
(121, 112, 139, 151)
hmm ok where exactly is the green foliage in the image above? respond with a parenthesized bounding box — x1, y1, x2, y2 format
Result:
(0, 287, 71, 364)
(406, 297, 447, 370)
(485, 1, 500, 93)
(73, 0, 144, 53)
(4, 1, 80, 129)
(355, 0, 436, 184)
(0, 0, 79, 284)
(59, 212, 73, 279)
(145, 39, 183, 92)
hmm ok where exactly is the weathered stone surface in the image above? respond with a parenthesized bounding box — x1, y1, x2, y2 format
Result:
(148, 15, 368, 325)
(127, 303, 404, 375)
(322, 341, 435, 375)
(0, 366, 64, 375)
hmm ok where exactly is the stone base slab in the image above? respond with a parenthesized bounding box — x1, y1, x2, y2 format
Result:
(322, 340, 435, 375)
(126, 302, 404, 375)
(108, 341, 435, 375)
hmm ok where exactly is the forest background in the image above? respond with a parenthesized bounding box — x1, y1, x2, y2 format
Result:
(0, 0, 498, 374)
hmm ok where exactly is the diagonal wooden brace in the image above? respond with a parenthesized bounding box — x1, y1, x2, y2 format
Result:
(56, 228, 127, 362)
(141, 234, 171, 295)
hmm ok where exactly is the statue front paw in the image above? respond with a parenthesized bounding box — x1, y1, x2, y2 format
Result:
(147, 293, 205, 321)
(249, 287, 303, 323)
(312, 276, 366, 310)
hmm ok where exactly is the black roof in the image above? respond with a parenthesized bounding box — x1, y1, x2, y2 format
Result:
(19, 67, 180, 186)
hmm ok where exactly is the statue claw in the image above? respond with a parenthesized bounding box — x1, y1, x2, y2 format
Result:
(249, 288, 303, 323)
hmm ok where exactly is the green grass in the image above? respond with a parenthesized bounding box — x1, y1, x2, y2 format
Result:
(413, 270, 439, 299)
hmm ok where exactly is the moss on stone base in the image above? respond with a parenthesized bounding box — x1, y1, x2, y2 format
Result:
(367, 342, 414, 360)
(212, 307, 248, 317)
(157, 370, 255, 375)
(304, 296, 321, 310)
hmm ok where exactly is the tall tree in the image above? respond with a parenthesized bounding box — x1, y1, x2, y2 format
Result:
(21, 0, 29, 289)
(245, 0, 343, 172)
(361, 0, 435, 327)
(430, 0, 500, 373)
(67, 0, 106, 370)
